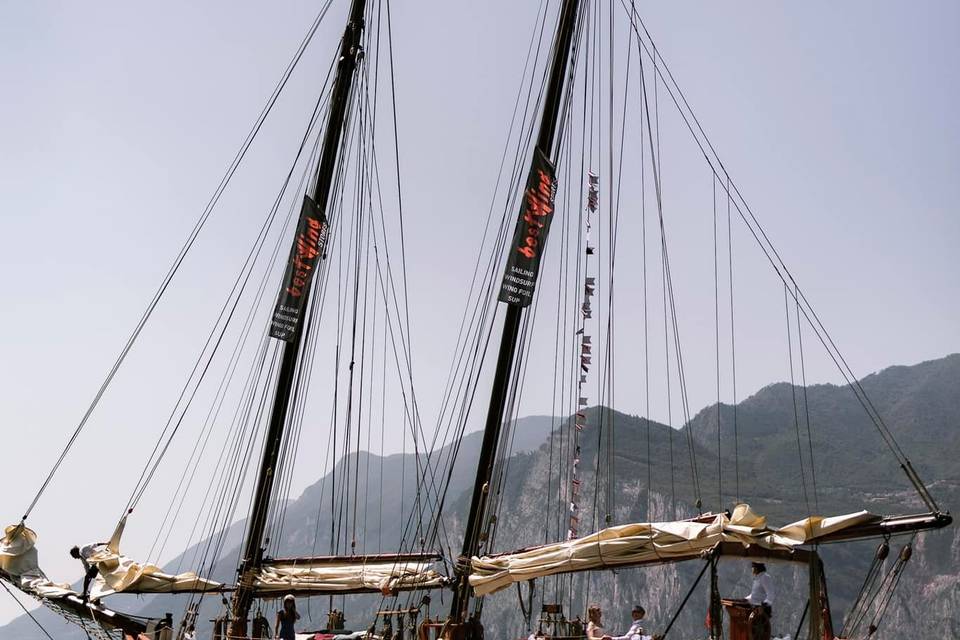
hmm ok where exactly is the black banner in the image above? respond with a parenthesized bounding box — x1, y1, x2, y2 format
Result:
(269, 195, 329, 342)
(498, 148, 557, 306)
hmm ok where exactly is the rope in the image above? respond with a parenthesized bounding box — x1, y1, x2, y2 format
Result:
(660, 560, 711, 639)
(713, 173, 722, 509)
(618, 0, 939, 513)
(841, 540, 889, 638)
(0, 582, 56, 640)
(726, 175, 740, 503)
(21, 0, 337, 524)
(785, 284, 813, 517)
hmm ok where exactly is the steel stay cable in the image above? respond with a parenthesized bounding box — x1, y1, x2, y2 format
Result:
(726, 176, 740, 503)
(796, 284, 819, 513)
(415, 0, 556, 558)
(618, 0, 937, 511)
(0, 582, 56, 640)
(149, 84, 333, 563)
(125, 66, 339, 516)
(713, 175, 723, 508)
(785, 284, 813, 517)
(21, 0, 337, 523)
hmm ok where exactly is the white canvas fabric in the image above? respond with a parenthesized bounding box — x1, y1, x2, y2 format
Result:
(0, 517, 222, 600)
(253, 559, 447, 595)
(85, 515, 222, 598)
(469, 504, 879, 596)
(0, 523, 75, 598)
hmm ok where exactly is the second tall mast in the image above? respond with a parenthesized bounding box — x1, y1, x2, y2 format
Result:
(230, 0, 368, 633)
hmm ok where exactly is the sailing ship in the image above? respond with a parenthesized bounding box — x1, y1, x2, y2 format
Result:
(0, 1, 952, 640)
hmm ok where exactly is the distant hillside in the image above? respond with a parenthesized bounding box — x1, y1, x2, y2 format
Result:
(2, 357, 956, 639)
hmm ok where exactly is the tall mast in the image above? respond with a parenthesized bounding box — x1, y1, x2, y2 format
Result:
(230, 0, 367, 632)
(449, 0, 582, 625)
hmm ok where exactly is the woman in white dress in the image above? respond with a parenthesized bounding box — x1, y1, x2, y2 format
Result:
(586, 604, 605, 640)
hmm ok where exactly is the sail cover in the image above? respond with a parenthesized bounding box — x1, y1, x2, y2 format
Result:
(469, 504, 879, 596)
(253, 559, 447, 595)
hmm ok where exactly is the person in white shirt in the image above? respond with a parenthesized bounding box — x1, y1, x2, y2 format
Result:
(745, 562, 775, 616)
(602, 605, 650, 640)
(742, 562, 774, 640)
(69, 541, 107, 601)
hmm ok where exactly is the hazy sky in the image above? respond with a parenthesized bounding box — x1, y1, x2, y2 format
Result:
(1, 0, 958, 628)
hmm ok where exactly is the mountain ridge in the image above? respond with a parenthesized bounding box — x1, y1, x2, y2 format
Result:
(2, 355, 956, 639)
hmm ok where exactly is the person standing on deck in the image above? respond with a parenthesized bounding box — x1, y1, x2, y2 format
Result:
(745, 562, 774, 614)
(745, 562, 774, 640)
(276, 594, 300, 640)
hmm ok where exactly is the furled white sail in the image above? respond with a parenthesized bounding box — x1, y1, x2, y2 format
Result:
(253, 559, 447, 595)
(469, 504, 878, 596)
(0, 523, 75, 598)
(85, 514, 223, 598)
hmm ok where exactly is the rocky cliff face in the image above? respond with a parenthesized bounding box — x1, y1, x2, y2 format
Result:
(2, 357, 956, 640)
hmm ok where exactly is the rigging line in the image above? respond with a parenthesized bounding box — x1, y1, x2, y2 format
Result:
(421, 62, 553, 557)
(187, 341, 274, 576)
(841, 540, 889, 638)
(727, 175, 739, 503)
(379, 274, 387, 551)
(620, 0, 936, 511)
(433, 0, 551, 436)
(272, 89, 356, 548)
(346, 86, 368, 555)
(868, 538, 915, 634)
(20, 0, 337, 523)
(640, 52, 676, 516)
(0, 583, 55, 640)
(425, 0, 558, 558)
(433, 7, 543, 434)
(179, 335, 270, 575)
(796, 283, 819, 513)
(713, 174, 722, 509)
(235, 341, 285, 563)
(640, 15, 700, 512)
(211, 123, 332, 567)
(637, 17, 651, 518)
(601, 0, 624, 525)
(659, 559, 711, 640)
(384, 0, 415, 393)
(552, 125, 570, 548)
(361, 227, 375, 554)
(785, 283, 812, 518)
(362, 118, 438, 532)
(125, 76, 335, 515)
(548, 38, 578, 545)
(152, 85, 331, 563)
(271, 260, 328, 550)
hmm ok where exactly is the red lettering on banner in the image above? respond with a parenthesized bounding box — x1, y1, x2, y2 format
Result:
(516, 169, 554, 260)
